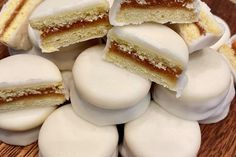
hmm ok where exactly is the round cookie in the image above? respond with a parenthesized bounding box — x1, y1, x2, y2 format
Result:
(120, 102, 201, 157)
(0, 107, 56, 131)
(0, 126, 40, 146)
(38, 105, 118, 157)
(153, 48, 232, 122)
(72, 45, 151, 110)
(199, 76, 235, 124)
(70, 82, 150, 126)
(210, 16, 231, 50)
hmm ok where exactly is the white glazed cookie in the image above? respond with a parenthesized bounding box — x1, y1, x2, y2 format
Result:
(70, 82, 150, 126)
(0, 106, 56, 131)
(210, 16, 231, 50)
(171, 2, 223, 53)
(0, 126, 40, 146)
(104, 23, 188, 94)
(0, 54, 66, 112)
(29, 0, 111, 52)
(73, 45, 151, 109)
(109, 0, 200, 26)
(153, 48, 233, 123)
(0, 0, 43, 50)
(38, 105, 118, 157)
(120, 102, 201, 157)
(218, 35, 236, 83)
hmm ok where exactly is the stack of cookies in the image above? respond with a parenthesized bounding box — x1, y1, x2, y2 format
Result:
(0, 0, 235, 157)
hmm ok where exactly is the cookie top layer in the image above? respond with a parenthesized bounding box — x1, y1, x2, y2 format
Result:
(109, 23, 189, 68)
(0, 54, 62, 89)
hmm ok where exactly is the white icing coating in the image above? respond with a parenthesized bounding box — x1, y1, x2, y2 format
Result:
(108, 23, 189, 68)
(0, 126, 40, 146)
(153, 48, 232, 121)
(0, 107, 56, 131)
(70, 82, 150, 126)
(120, 102, 201, 157)
(210, 16, 231, 50)
(73, 45, 151, 109)
(38, 105, 118, 157)
(30, 0, 109, 20)
(0, 54, 62, 89)
(199, 77, 235, 124)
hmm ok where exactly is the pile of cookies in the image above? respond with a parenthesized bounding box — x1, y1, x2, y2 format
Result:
(0, 0, 235, 157)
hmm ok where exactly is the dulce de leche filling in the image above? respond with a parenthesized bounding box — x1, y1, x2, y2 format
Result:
(0, 87, 64, 104)
(195, 22, 206, 36)
(109, 41, 182, 81)
(41, 13, 109, 38)
(120, 0, 194, 9)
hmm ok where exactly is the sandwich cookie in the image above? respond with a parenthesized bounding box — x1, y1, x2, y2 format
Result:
(0, 106, 56, 146)
(71, 45, 151, 125)
(210, 16, 231, 50)
(29, 0, 111, 53)
(38, 105, 118, 157)
(171, 2, 223, 53)
(120, 102, 201, 157)
(218, 35, 236, 83)
(109, 0, 200, 26)
(0, 0, 42, 50)
(73, 45, 151, 110)
(70, 82, 150, 126)
(153, 48, 233, 123)
(0, 54, 66, 112)
(104, 23, 189, 95)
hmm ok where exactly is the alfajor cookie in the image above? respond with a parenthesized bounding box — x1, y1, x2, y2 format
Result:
(38, 105, 118, 157)
(0, 0, 42, 50)
(29, 0, 111, 53)
(120, 102, 201, 157)
(0, 54, 66, 112)
(153, 48, 234, 123)
(171, 1, 223, 53)
(104, 23, 188, 94)
(109, 0, 200, 26)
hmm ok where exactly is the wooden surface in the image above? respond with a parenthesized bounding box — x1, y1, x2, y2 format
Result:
(0, 0, 236, 157)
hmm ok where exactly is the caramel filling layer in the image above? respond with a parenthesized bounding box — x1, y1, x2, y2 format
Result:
(41, 13, 110, 38)
(195, 22, 206, 35)
(0, 87, 64, 104)
(0, 0, 27, 36)
(120, 0, 194, 9)
(109, 41, 182, 81)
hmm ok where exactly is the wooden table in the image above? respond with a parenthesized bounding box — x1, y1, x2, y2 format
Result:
(0, 0, 236, 157)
